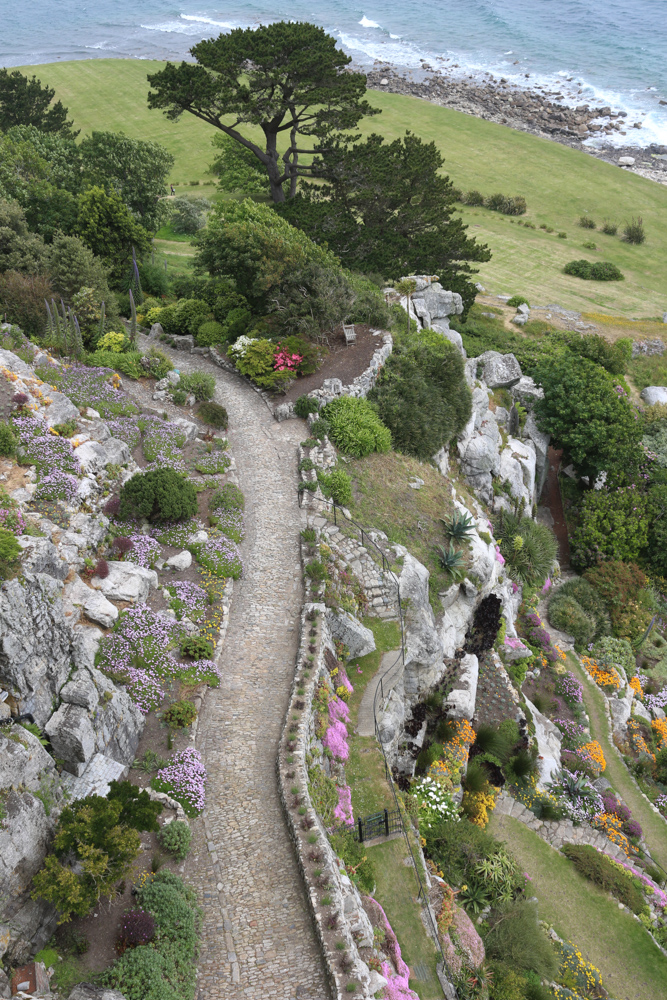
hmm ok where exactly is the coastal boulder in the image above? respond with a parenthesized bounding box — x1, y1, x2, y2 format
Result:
(641, 386, 667, 406)
(476, 351, 522, 388)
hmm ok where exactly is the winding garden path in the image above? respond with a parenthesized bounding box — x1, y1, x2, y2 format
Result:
(135, 346, 330, 1000)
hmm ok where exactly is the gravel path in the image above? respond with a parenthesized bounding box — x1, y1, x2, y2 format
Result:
(132, 347, 330, 1000)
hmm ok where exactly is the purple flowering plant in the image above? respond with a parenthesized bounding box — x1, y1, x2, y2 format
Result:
(211, 507, 245, 544)
(152, 747, 207, 816)
(192, 534, 243, 580)
(33, 469, 79, 505)
(36, 361, 138, 418)
(0, 507, 25, 535)
(14, 415, 80, 475)
(167, 580, 208, 621)
(556, 672, 584, 705)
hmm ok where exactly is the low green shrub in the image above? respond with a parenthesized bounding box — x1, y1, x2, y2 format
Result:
(551, 578, 610, 639)
(506, 295, 530, 308)
(142, 347, 174, 381)
(623, 217, 646, 244)
(369, 333, 471, 460)
(310, 417, 330, 441)
(179, 371, 215, 401)
(317, 468, 353, 507)
(485, 900, 558, 978)
(180, 636, 214, 660)
(329, 829, 376, 894)
(0, 527, 21, 579)
(0, 421, 18, 457)
(158, 820, 192, 860)
(308, 766, 340, 825)
(548, 594, 596, 648)
(601, 220, 618, 235)
(195, 320, 225, 346)
(582, 240, 597, 250)
(464, 190, 485, 206)
(163, 700, 197, 729)
(196, 401, 228, 430)
(209, 482, 244, 515)
(571, 489, 649, 569)
(119, 470, 198, 523)
(564, 259, 624, 281)
(561, 844, 646, 914)
(87, 350, 144, 379)
(323, 397, 391, 458)
(578, 216, 596, 229)
(294, 395, 320, 418)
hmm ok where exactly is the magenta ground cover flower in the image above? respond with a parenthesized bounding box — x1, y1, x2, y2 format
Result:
(168, 580, 208, 621)
(97, 607, 183, 713)
(14, 414, 80, 475)
(329, 698, 350, 724)
(36, 361, 137, 418)
(195, 534, 243, 579)
(153, 747, 207, 816)
(127, 533, 162, 569)
(556, 671, 583, 704)
(364, 898, 417, 1000)
(0, 507, 25, 535)
(34, 469, 79, 505)
(323, 719, 349, 761)
(333, 784, 353, 826)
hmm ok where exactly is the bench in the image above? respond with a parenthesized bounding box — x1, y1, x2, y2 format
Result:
(343, 323, 356, 346)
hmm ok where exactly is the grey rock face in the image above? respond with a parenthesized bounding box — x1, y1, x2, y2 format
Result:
(400, 554, 444, 699)
(171, 416, 199, 442)
(65, 575, 118, 628)
(101, 437, 131, 466)
(91, 561, 158, 603)
(59, 668, 100, 712)
(169, 334, 194, 351)
(45, 702, 96, 775)
(68, 985, 129, 1000)
(512, 375, 544, 408)
(17, 537, 68, 581)
(42, 391, 80, 429)
(0, 574, 73, 725)
(325, 610, 376, 660)
(640, 386, 667, 406)
(446, 653, 479, 720)
(477, 351, 522, 388)
(0, 726, 55, 793)
(165, 550, 192, 571)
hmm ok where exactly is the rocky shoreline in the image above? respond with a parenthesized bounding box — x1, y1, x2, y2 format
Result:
(363, 64, 667, 186)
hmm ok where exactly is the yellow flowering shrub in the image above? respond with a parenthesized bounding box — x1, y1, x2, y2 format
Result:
(627, 718, 655, 762)
(428, 719, 476, 788)
(556, 940, 605, 998)
(652, 717, 667, 749)
(594, 812, 633, 858)
(581, 655, 621, 692)
(629, 676, 643, 699)
(578, 740, 606, 773)
(461, 788, 497, 828)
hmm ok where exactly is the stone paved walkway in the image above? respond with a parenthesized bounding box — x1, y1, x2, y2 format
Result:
(134, 345, 330, 999)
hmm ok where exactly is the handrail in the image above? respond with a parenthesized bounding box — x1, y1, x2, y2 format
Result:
(304, 495, 454, 988)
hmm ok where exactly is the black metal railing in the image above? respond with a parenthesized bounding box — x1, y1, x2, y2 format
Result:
(304, 495, 453, 988)
(354, 807, 402, 842)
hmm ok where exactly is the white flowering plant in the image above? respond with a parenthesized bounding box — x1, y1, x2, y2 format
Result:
(414, 775, 460, 830)
(227, 335, 257, 360)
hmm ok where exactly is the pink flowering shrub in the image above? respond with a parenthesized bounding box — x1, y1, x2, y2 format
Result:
(323, 719, 349, 761)
(152, 747, 207, 816)
(333, 784, 353, 826)
(274, 348, 303, 372)
(329, 698, 350, 724)
(495, 545, 505, 565)
(364, 898, 418, 1000)
(0, 507, 25, 535)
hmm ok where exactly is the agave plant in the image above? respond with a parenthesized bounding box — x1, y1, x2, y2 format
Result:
(437, 542, 465, 579)
(458, 881, 489, 914)
(442, 511, 476, 541)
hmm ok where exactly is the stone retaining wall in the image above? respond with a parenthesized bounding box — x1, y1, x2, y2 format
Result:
(495, 790, 626, 860)
(277, 601, 382, 1000)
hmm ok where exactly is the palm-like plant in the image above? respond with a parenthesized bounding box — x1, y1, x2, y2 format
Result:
(458, 881, 489, 914)
(442, 511, 476, 541)
(437, 542, 465, 580)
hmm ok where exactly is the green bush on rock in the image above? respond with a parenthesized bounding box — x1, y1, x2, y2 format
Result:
(322, 396, 391, 458)
(158, 820, 192, 860)
(119, 470, 198, 523)
(368, 333, 472, 460)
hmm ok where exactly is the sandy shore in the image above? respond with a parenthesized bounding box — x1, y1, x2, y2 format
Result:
(361, 64, 667, 187)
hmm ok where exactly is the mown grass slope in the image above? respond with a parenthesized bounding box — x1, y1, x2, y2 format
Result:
(19, 58, 667, 316)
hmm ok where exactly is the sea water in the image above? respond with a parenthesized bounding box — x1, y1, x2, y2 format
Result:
(3, 0, 667, 147)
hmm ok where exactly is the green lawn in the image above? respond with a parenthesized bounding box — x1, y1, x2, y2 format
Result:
(490, 814, 667, 1000)
(19, 58, 667, 317)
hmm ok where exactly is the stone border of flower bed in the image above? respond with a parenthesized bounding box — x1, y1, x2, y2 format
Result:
(277, 595, 383, 1000)
(206, 334, 392, 423)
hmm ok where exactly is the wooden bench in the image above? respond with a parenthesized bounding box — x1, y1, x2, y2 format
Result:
(343, 323, 356, 346)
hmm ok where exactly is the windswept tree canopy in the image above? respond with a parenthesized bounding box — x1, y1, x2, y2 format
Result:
(279, 131, 491, 313)
(0, 69, 76, 135)
(147, 21, 379, 203)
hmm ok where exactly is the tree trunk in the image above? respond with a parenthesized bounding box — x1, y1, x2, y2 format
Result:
(265, 130, 286, 203)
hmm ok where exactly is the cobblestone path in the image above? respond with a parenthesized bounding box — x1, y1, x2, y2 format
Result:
(135, 346, 330, 999)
